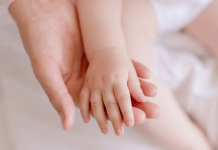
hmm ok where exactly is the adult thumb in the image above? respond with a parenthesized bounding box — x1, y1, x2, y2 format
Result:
(32, 60, 76, 130)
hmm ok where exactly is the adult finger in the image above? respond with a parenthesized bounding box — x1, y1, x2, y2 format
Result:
(140, 79, 157, 97)
(131, 60, 151, 79)
(128, 72, 147, 102)
(102, 104, 154, 124)
(132, 107, 146, 124)
(132, 99, 160, 119)
(32, 60, 75, 130)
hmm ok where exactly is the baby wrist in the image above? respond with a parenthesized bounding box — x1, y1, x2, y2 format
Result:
(86, 47, 127, 62)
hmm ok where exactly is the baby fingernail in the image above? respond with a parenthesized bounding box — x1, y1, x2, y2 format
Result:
(126, 121, 133, 127)
(83, 118, 89, 123)
(117, 129, 123, 136)
(102, 128, 108, 134)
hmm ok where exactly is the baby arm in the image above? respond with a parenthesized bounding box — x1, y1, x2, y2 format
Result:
(76, 0, 147, 136)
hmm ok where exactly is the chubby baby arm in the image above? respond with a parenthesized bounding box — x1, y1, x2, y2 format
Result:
(76, 0, 147, 136)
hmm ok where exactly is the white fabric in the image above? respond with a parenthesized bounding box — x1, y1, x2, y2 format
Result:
(153, 33, 218, 149)
(0, 0, 217, 149)
(150, 0, 213, 35)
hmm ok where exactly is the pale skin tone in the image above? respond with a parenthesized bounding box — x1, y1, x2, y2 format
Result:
(121, 1, 214, 149)
(8, 0, 214, 149)
(186, 0, 218, 60)
(77, 0, 151, 136)
(9, 0, 159, 132)
(77, 0, 213, 149)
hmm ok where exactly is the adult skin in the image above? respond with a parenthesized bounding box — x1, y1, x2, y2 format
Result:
(9, 0, 160, 131)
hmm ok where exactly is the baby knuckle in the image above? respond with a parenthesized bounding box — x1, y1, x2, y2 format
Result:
(111, 117, 121, 123)
(122, 111, 132, 118)
(80, 107, 87, 113)
(101, 75, 114, 84)
(96, 118, 105, 124)
(85, 77, 97, 86)
(118, 94, 130, 102)
(101, 76, 107, 82)
(91, 101, 100, 108)
(114, 74, 126, 80)
(131, 84, 141, 91)
(79, 94, 86, 102)
(105, 101, 117, 108)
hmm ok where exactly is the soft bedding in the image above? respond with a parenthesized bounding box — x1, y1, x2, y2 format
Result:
(0, 0, 217, 149)
(153, 33, 218, 147)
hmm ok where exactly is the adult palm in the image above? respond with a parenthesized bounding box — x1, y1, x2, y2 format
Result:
(10, 0, 159, 130)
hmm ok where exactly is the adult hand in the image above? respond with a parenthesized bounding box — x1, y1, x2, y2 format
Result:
(10, 0, 159, 130)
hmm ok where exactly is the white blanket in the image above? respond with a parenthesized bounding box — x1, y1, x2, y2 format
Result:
(153, 33, 218, 148)
(0, 0, 217, 149)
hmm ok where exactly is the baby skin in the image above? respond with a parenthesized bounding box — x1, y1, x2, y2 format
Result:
(77, 0, 213, 149)
(77, 0, 149, 136)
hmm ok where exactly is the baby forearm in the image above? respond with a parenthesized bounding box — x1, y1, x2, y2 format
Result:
(76, 0, 126, 62)
(121, 0, 157, 72)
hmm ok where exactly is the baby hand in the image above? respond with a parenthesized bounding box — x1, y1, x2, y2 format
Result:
(79, 49, 147, 136)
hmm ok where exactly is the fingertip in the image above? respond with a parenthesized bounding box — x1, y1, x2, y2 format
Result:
(83, 116, 91, 123)
(101, 127, 110, 135)
(145, 101, 160, 119)
(144, 69, 151, 79)
(140, 80, 157, 97)
(138, 68, 151, 79)
(60, 112, 75, 130)
(152, 106, 160, 119)
(150, 85, 157, 97)
(135, 91, 147, 103)
(125, 120, 134, 127)
(133, 101, 160, 119)
(116, 128, 124, 136)
(131, 60, 151, 79)
(132, 107, 146, 124)
(80, 110, 91, 123)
